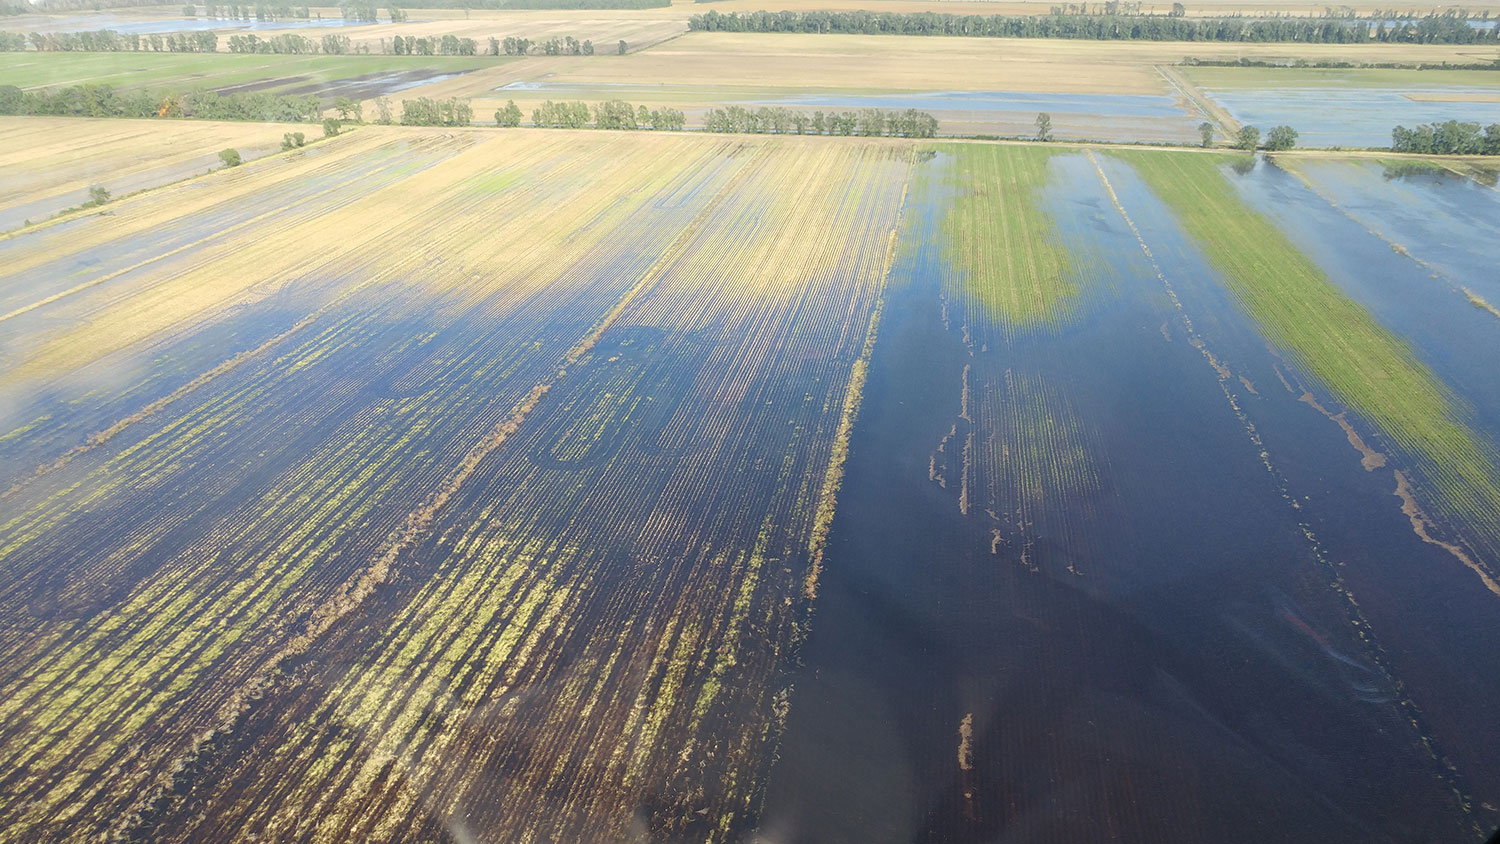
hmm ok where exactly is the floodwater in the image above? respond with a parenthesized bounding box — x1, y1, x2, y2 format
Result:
(1201, 87, 1500, 148)
(757, 150, 1500, 842)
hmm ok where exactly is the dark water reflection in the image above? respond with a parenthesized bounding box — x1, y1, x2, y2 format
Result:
(758, 151, 1499, 842)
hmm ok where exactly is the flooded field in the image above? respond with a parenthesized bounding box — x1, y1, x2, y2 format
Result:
(1194, 83, 1500, 148)
(0, 121, 1497, 842)
(761, 146, 1500, 842)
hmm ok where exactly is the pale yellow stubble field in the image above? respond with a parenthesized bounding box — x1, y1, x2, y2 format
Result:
(401, 30, 1500, 114)
(0, 116, 287, 233)
(253, 8, 687, 54)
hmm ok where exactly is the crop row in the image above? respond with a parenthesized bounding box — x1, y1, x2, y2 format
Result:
(133, 141, 913, 843)
(0, 130, 812, 839)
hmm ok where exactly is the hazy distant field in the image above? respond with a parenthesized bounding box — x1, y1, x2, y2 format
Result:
(0, 116, 287, 231)
(0, 51, 495, 92)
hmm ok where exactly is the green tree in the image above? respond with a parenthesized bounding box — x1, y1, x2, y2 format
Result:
(1264, 124, 1298, 151)
(582, 39, 593, 55)
(1034, 112, 1052, 142)
(1235, 125, 1260, 151)
(218, 148, 242, 167)
(0, 85, 23, 115)
(322, 117, 341, 137)
(373, 96, 393, 125)
(617, 39, 627, 54)
(333, 96, 361, 122)
(1198, 120, 1214, 147)
(494, 99, 523, 127)
(84, 185, 111, 207)
(281, 131, 305, 150)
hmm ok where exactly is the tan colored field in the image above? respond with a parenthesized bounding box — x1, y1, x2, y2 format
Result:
(0, 116, 287, 233)
(252, 9, 687, 54)
(1404, 91, 1500, 101)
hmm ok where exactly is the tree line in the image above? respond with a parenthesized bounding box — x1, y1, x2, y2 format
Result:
(0, 28, 613, 56)
(397, 96, 472, 125)
(2, 29, 218, 51)
(703, 105, 939, 137)
(523, 99, 686, 130)
(687, 9, 1499, 43)
(389, 34, 596, 54)
(1391, 120, 1500, 155)
(193, 3, 313, 20)
(0, 82, 321, 122)
(226, 32, 362, 52)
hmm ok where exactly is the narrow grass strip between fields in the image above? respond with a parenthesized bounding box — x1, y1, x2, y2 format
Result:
(1110, 148, 1500, 596)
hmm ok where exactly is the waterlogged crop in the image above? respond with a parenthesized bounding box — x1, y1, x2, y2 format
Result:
(0, 128, 912, 841)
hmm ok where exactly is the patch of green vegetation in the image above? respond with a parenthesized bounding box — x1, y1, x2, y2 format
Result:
(0, 52, 495, 92)
(1115, 149, 1500, 537)
(934, 143, 1075, 327)
(1182, 65, 1500, 90)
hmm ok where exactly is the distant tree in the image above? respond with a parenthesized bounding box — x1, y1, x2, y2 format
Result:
(387, 5, 405, 20)
(334, 96, 361, 121)
(0, 85, 22, 115)
(374, 96, 393, 124)
(322, 117, 341, 137)
(494, 99, 523, 127)
(1198, 120, 1214, 147)
(617, 39, 627, 54)
(182, 4, 197, 14)
(1235, 124, 1260, 151)
(281, 131, 306, 150)
(1034, 112, 1052, 142)
(582, 39, 593, 54)
(1170, 2, 1185, 15)
(84, 185, 112, 207)
(218, 147, 242, 167)
(1486, 123, 1500, 156)
(488, 36, 499, 55)
(1264, 124, 1298, 151)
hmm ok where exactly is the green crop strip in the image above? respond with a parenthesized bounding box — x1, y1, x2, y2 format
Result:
(1114, 149, 1500, 560)
(934, 143, 1076, 328)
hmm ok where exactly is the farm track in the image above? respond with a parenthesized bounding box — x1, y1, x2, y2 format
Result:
(0, 129, 913, 842)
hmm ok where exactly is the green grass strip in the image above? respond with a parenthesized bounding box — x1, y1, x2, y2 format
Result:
(935, 143, 1075, 327)
(1115, 148, 1500, 540)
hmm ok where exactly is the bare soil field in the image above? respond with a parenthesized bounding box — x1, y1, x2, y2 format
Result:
(0, 116, 288, 232)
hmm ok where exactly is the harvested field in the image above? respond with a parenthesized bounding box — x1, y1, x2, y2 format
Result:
(0, 116, 287, 232)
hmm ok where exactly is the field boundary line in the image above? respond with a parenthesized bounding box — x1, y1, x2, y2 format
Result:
(804, 152, 913, 601)
(1156, 64, 1240, 137)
